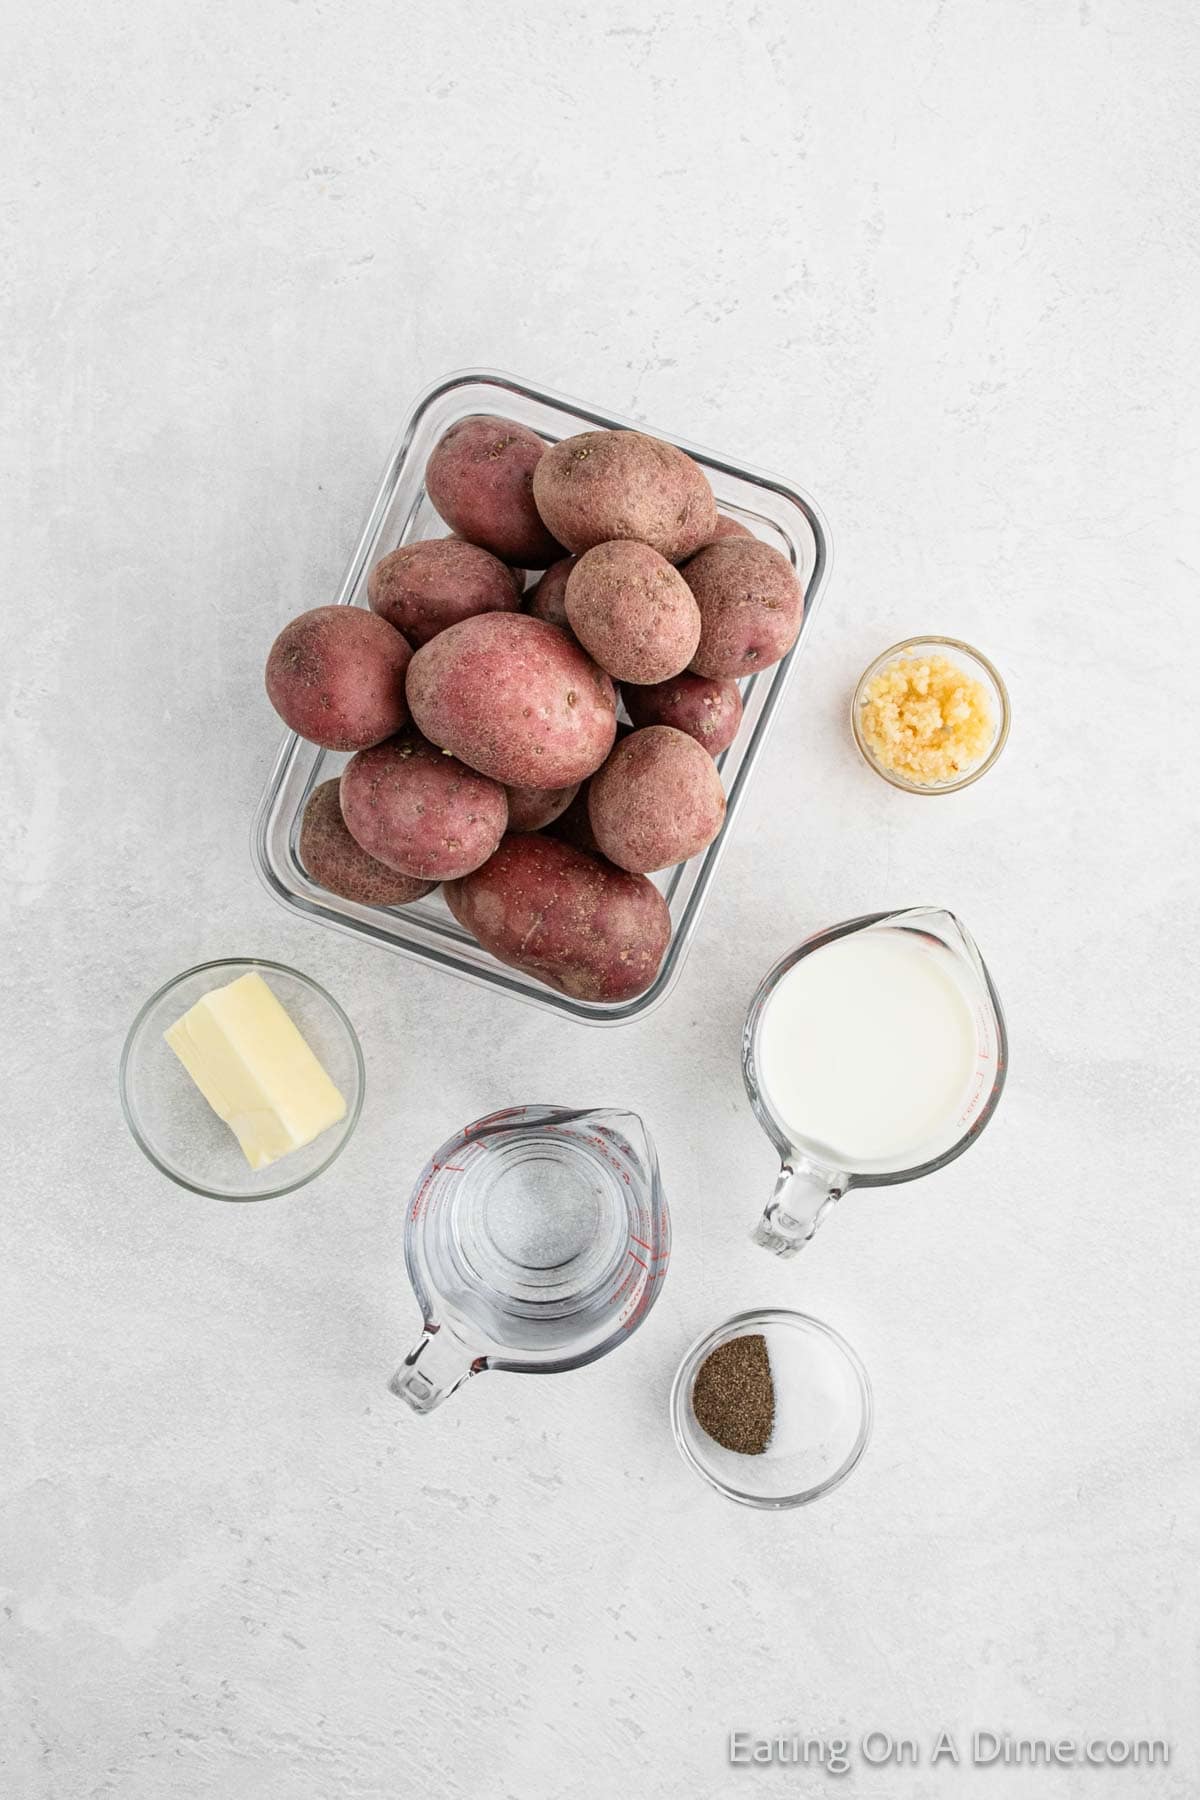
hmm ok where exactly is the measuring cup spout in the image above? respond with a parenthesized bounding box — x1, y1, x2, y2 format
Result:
(898, 906, 985, 976)
(753, 1160, 845, 1258)
(585, 1107, 655, 1167)
(390, 1329, 483, 1415)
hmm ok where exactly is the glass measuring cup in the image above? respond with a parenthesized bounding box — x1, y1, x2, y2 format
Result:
(743, 908, 1007, 1257)
(391, 1105, 670, 1414)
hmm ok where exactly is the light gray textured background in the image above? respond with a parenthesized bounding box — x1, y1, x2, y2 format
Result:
(3, 2, 1198, 1797)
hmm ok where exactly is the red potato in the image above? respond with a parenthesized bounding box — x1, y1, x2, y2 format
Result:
(525, 555, 577, 631)
(504, 781, 579, 832)
(299, 780, 436, 907)
(544, 723, 632, 855)
(265, 606, 411, 751)
(367, 537, 521, 647)
(425, 415, 563, 566)
(339, 731, 508, 881)
(544, 783, 602, 855)
(406, 612, 617, 789)
(446, 833, 671, 1002)
(622, 672, 743, 756)
(708, 514, 755, 543)
(564, 541, 701, 685)
(532, 430, 717, 561)
(683, 539, 804, 678)
(588, 726, 726, 873)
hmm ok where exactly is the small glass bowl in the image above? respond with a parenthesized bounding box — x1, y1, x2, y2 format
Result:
(669, 1309, 873, 1509)
(851, 636, 1010, 793)
(119, 958, 364, 1200)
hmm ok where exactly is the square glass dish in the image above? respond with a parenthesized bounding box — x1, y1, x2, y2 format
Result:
(251, 370, 832, 1026)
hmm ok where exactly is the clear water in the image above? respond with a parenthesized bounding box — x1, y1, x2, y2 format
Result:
(414, 1111, 661, 1355)
(455, 1136, 626, 1303)
(480, 1150, 606, 1272)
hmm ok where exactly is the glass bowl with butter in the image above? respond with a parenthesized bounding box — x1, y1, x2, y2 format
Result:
(851, 637, 1010, 793)
(120, 958, 364, 1199)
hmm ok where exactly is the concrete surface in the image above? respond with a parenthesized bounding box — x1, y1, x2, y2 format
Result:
(2, 2, 1198, 1796)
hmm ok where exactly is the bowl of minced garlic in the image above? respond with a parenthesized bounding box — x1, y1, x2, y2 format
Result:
(851, 637, 1010, 792)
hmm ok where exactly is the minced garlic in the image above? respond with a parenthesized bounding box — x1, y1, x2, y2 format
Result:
(859, 652, 993, 785)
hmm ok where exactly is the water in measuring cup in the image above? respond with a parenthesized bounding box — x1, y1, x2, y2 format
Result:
(459, 1133, 626, 1295)
(757, 927, 978, 1166)
(424, 1113, 655, 1354)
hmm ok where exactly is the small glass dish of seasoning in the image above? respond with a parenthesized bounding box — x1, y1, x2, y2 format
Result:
(120, 958, 364, 1201)
(851, 637, 1010, 793)
(669, 1309, 872, 1508)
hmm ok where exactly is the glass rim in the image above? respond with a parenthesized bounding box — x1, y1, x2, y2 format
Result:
(669, 1308, 874, 1509)
(118, 956, 365, 1201)
(850, 635, 1011, 794)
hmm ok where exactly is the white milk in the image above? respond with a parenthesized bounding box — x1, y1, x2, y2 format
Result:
(756, 928, 978, 1167)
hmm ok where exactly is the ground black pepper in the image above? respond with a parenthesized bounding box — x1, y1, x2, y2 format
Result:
(692, 1333, 775, 1455)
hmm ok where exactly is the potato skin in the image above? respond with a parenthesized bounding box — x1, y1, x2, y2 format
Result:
(265, 606, 411, 751)
(564, 541, 701, 685)
(339, 731, 508, 881)
(367, 537, 521, 647)
(544, 723, 632, 854)
(299, 780, 436, 906)
(406, 612, 617, 789)
(445, 834, 671, 1002)
(708, 513, 755, 543)
(683, 539, 804, 678)
(425, 415, 563, 566)
(504, 781, 579, 832)
(623, 672, 743, 756)
(525, 555, 577, 631)
(588, 726, 726, 873)
(532, 430, 717, 561)
(544, 784, 601, 855)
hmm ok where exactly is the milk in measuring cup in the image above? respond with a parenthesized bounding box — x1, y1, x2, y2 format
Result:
(756, 928, 978, 1166)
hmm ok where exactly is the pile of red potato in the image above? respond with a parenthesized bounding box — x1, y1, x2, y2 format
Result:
(265, 415, 804, 1002)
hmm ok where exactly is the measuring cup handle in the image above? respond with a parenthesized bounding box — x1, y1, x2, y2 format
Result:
(752, 1161, 845, 1258)
(389, 1330, 482, 1415)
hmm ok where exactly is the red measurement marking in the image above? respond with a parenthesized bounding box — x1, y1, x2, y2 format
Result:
(628, 1252, 647, 1271)
(622, 1282, 656, 1330)
(630, 1236, 652, 1251)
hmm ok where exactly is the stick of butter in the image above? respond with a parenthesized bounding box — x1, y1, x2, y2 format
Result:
(164, 972, 347, 1171)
